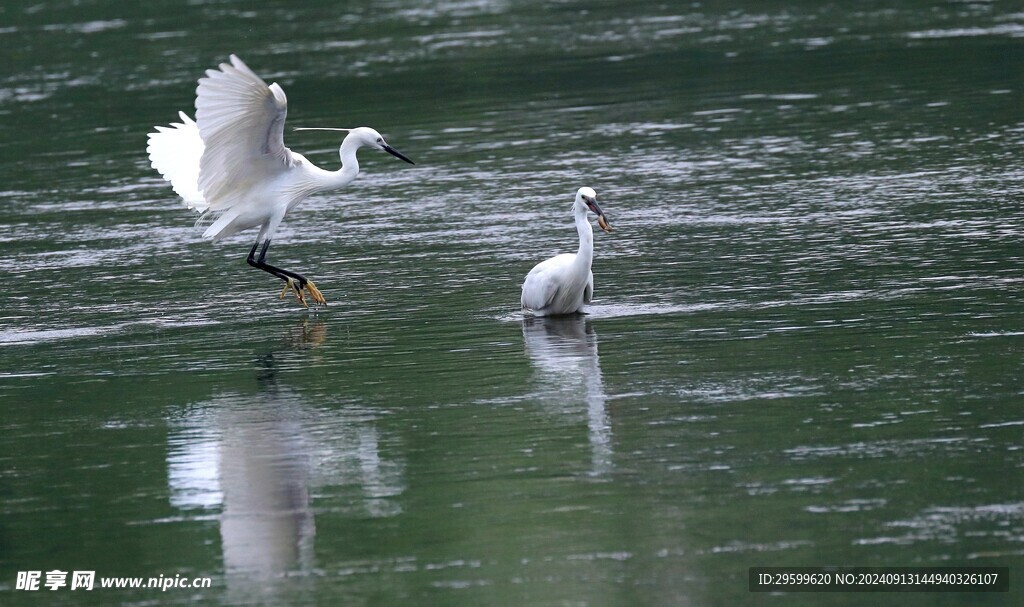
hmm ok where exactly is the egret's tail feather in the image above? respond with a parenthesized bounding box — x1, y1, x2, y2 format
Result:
(194, 208, 213, 229)
(202, 207, 244, 241)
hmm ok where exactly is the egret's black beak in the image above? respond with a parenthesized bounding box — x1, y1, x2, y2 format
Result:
(383, 144, 415, 165)
(584, 196, 612, 232)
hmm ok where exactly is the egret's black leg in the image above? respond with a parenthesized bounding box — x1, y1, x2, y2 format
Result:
(245, 239, 327, 306)
(247, 239, 307, 284)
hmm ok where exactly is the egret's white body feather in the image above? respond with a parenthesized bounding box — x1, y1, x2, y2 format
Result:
(521, 253, 595, 316)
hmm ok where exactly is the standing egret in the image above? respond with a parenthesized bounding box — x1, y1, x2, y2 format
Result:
(521, 187, 612, 316)
(147, 54, 414, 307)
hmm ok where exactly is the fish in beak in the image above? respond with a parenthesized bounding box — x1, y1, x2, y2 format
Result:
(584, 195, 613, 233)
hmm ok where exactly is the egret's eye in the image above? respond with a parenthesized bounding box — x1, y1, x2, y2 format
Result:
(376, 137, 384, 145)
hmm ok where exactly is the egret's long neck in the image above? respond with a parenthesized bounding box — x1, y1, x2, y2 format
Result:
(312, 136, 361, 192)
(574, 205, 594, 267)
(335, 135, 363, 185)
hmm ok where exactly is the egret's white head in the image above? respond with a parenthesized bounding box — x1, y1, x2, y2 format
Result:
(351, 127, 415, 164)
(575, 187, 612, 233)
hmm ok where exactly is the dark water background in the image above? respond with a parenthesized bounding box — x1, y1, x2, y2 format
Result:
(1, 1, 1023, 605)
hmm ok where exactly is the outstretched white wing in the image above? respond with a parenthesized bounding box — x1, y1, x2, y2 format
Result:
(195, 54, 293, 211)
(147, 111, 206, 211)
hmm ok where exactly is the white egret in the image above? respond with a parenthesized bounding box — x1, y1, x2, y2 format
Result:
(146, 54, 414, 307)
(521, 187, 612, 316)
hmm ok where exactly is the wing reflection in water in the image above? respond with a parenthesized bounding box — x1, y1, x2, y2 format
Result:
(522, 315, 612, 475)
(165, 321, 404, 601)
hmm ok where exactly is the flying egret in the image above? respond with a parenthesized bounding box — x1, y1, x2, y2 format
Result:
(521, 187, 612, 316)
(146, 54, 414, 307)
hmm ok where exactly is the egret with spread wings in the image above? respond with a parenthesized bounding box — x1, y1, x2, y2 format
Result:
(521, 187, 612, 316)
(147, 55, 414, 307)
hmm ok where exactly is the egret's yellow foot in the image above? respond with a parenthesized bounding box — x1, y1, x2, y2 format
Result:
(276, 278, 324, 307)
(279, 278, 308, 307)
(304, 280, 327, 306)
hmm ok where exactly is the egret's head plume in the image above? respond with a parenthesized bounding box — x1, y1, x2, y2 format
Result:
(294, 127, 352, 133)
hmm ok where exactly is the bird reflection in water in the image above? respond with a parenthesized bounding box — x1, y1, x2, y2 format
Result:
(217, 390, 314, 598)
(167, 391, 314, 602)
(166, 319, 404, 602)
(521, 315, 612, 475)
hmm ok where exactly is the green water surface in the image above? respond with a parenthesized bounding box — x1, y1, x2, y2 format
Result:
(1, 1, 1023, 605)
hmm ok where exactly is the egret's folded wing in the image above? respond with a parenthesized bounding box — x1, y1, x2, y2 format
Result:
(521, 258, 564, 311)
(195, 54, 291, 208)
